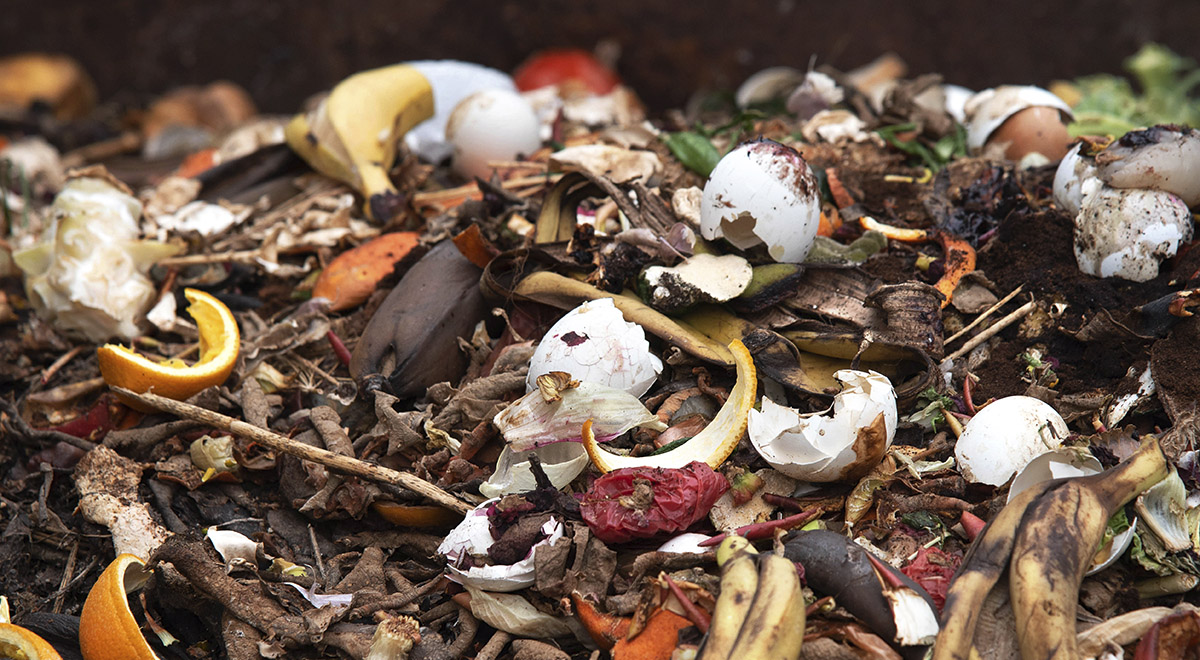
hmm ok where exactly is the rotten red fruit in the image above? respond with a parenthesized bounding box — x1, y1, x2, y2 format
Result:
(579, 461, 727, 543)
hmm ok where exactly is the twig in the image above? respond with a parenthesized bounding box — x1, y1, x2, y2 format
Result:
(112, 388, 473, 514)
(945, 299, 1038, 361)
(40, 346, 87, 385)
(308, 524, 327, 583)
(945, 285, 1024, 345)
(474, 630, 512, 660)
(446, 605, 479, 659)
(347, 576, 444, 619)
(52, 540, 79, 613)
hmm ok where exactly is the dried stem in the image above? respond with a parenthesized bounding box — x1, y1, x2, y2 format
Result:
(113, 388, 472, 514)
(945, 299, 1037, 361)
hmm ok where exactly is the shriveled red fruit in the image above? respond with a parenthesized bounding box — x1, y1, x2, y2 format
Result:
(513, 49, 620, 95)
(901, 546, 960, 612)
(580, 460, 728, 543)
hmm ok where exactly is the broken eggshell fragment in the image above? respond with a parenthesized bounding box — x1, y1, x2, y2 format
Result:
(700, 138, 821, 263)
(1073, 178, 1192, 282)
(954, 396, 1068, 486)
(964, 85, 1073, 161)
(526, 297, 663, 396)
(437, 499, 564, 592)
(748, 370, 898, 482)
(1052, 143, 1097, 217)
(639, 252, 752, 314)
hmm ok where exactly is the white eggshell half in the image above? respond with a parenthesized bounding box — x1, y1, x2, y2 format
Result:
(700, 140, 821, 263)
(955, 396, 1068, 486)
(446, 89, 542, 180)
(964, 85, 1073, 151)
(526, 298, 662, 396)
(1052, 143, 1097, 217)
(748, 370, 898, 482)
(438, 499, 564, 592)
(1007, 447, 1102, 503)
(1073, 179, 1193, 282)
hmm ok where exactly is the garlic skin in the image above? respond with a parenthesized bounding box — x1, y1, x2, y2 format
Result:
(954, 396, 1068, 486)
(1095, 125, 1200, 206)
(13, 177, 182, 342)
(1073, 178, 1192, 282)
(438, 499, 564, 592)
(748, 370, 897, 482)
(495, 380, 666, 452)
(479, 443, 590, 498)
(700, 138, 821, 263)
(526, 298, 662, 396)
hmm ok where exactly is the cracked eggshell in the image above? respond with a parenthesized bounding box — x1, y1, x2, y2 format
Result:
(437, 499, 564, 592)
(748, 370, 898, 483)
(1073, 178, 1193, 282)
(1095, 125, 1200, 206)
(1053, 143, 1096, 217)
(1008, 447, 1103, 503)
(955, 396, 1068, 486)
(964, 85, 1073, 161)
(641, 252, 752, 313)
(446, 88, 541, 180)
(526, 298, 662, 396)
(700, 138, 821, 263)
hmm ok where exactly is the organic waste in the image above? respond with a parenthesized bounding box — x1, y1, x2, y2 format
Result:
(2, 39, 1200, 660)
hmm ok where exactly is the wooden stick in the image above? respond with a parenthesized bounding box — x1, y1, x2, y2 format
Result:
(946, 299, 1037, 361)
(945, 285, 1025, 345)
(113, 388, 472, 514)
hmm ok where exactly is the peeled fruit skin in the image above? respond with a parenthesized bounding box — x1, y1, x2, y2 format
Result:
(700, 139, 821, 263)
(79, 554, 158, 660)
(98, 288, 240, 409)
(0, 623, 63, 660)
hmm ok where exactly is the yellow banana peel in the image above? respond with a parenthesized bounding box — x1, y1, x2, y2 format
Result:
(285, 64, 434, 221)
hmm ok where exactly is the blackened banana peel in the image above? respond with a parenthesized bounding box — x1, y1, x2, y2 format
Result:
(350, 241, 488, 399)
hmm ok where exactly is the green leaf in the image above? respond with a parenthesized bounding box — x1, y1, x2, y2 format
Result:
(663, 132, 721, 177)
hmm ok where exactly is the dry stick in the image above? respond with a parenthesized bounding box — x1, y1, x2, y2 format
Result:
(474, 630, 512, 660)
(945, 285, 1025, 345)
(113, 388, 473, 514)
(945, 299, 1038, 361)
(40, 345, 87, 384)
(52, 540, 78, 614)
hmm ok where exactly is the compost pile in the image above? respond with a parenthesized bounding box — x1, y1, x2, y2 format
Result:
(1, 46, 1200, 660)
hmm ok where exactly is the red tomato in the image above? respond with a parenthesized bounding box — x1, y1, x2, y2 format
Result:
(513, 49, 620, 95)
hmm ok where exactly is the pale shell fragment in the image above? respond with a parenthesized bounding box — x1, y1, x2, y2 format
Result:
(526, 298, 662, 396)
(700, 139, 821, 263)
(1073, 178, 1193, 282)
(964, 85, 1073, 151)
(748, 370, 898, 482)
(954, 396, 1068, 486)
(438, 499, 565, 592)
(478, 443, 591, 499)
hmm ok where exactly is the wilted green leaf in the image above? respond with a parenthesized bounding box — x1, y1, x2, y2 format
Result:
(663, 131, 721, 177)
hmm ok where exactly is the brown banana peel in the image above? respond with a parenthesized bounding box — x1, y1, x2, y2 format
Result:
(349, 241, 487, 398)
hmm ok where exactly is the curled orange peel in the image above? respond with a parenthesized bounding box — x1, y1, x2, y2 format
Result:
(79, 554, 158, 660)
(0, 622, 63, 660)
(98, 288, 239, 409)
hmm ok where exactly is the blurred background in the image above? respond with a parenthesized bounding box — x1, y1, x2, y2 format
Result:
(5, 0, 1199, 112)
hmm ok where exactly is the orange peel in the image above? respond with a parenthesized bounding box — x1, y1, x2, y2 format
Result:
(0, 622, 63, 660)
(372, 502, 464, 528)
(79, 554, 158, 660)
(584, 339, 756, 472)
(98, 288, 239, 409)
